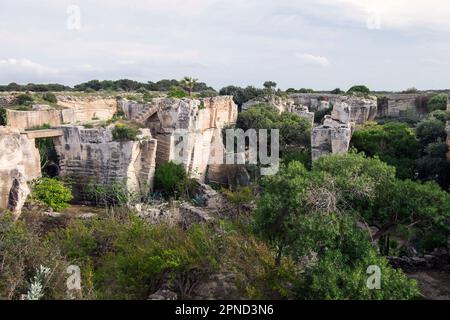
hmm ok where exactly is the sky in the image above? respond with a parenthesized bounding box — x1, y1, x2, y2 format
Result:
(1, 0, 450, 91)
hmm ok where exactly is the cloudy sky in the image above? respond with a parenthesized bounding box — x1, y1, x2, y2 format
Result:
(1, 0, 450, 90)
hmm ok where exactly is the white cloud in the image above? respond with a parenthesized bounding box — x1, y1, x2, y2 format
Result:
(316, 0, 450, 33)
(0, 58, 59, 76)
(296, 53, 330, 67)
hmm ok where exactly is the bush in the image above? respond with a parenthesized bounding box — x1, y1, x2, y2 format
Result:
(351, 122, 420, 179)
(416, 119, 446, 146)
(0, 214, 69, 299)
(0, 107, 7, 125)
(427, 94, 448, 112)
(14, 94, 34, 106)
(314, 106, 332, 124)
(42, 92, 57, 104)
(168, 86, 188, 98)
(154, 161, 194, 198)
(32, 178, 73, 211)
(347, 85, 370, 95)
(112, 124, 140, 141)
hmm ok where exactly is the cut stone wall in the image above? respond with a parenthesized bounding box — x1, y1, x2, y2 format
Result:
(0, 126, 41, 216)
(56, 96, 118, 123)
(121, 96, 238, 183)
(54, 126, 157, 202)
(3, 96, 118, 131)
(6, 108, 76, 131)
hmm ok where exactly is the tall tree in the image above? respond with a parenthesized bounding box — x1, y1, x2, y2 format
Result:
(180, 77, 198, 97)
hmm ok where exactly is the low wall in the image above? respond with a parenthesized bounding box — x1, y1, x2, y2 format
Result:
(6, 108, 76, 130)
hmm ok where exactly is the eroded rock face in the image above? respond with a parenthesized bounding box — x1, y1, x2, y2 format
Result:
(291, 93, 377, 124)
(57, 96, 118, 123)
(312, 114, 352, 162)
(121, 96, 238, 183)
(55, 126, 157, 202)
(0, 127, 41, 216)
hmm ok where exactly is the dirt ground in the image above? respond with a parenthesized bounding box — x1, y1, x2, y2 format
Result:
(408, 271, 450, 300)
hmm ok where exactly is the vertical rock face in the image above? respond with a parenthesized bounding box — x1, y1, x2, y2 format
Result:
(311, 108, 353, 162)
(0, 127, 41, 216)
(55, 126, 157, 202)
(121, 96, 238, 183)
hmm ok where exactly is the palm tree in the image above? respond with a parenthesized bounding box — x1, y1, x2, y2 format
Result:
(180, 76, 198, 97)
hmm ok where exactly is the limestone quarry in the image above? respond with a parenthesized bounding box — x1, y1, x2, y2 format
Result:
(0, 91, 448, 215)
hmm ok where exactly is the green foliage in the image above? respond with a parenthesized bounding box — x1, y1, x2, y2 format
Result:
(35, 137, 58, 176)
(416, 118, 446, 146)
(0, 107, 7, 125)
(42, 92, 57, 103)
(31, 178, 73, 211)
(351, 122, 420, 179)
(347, 85, 370, 95)
(180, 77, 198, 97)
(0, 214, 69, 300)
(154, 161, 195, 199)
(427, 110, 450, 123)
(331, 88, 343, 94)
(254, 161, 420, 300)
(314, 106, 332, 124)
(48, 214, 294, 300)
(367, 179, 450, 242)
(222, 186, 253, 215)
(112, 123, 140, 141)
(86, 181, 138, 207)
(427, 93, 448, 112)
(236, 105, 312, 153)
(14, 93, 34, 106)
(168, 86, 188, 98)
(219, 85, 266, 106)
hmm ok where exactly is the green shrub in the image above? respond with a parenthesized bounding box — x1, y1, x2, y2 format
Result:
(112, 124, 140, 141)
(0, 214, 69, 300)
(347, 85, 370, 95)
(0, 107, 7, 125)
(351, 122, 420, 179)
(168, 86, 188, 98)
(154, 161, 193, 198)
(32, 177, 73, 211)
(42, 92, 57, 104)
(14, 93, 34, 106)
(427, 94, 448, 112)
(314, 106, 332, 124)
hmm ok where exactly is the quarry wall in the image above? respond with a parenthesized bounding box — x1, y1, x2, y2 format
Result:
(0, 126, 41, 216)
(54, 126, 157, 202)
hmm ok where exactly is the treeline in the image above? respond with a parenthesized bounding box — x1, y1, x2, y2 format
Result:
(0, 79, 215, 93)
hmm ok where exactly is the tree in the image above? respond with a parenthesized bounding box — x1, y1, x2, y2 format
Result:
(263, 81, 277, 93)
(14, 93, 34, 106)
(347, 85, 370, 95)
(42, 92, 57, 103)
(254, 156, 421, 299)
(180, 77, 198, 97)
(351, 122, 420, 179)
(236, 104, 312, 154)
(331, 88, 342, 94)
(366, 179, 450, 243)
(416, 119, 446, 146)
(427, 93, 448, 112)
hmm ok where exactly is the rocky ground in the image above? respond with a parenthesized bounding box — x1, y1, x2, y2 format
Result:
(408, 271, 450, 300)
